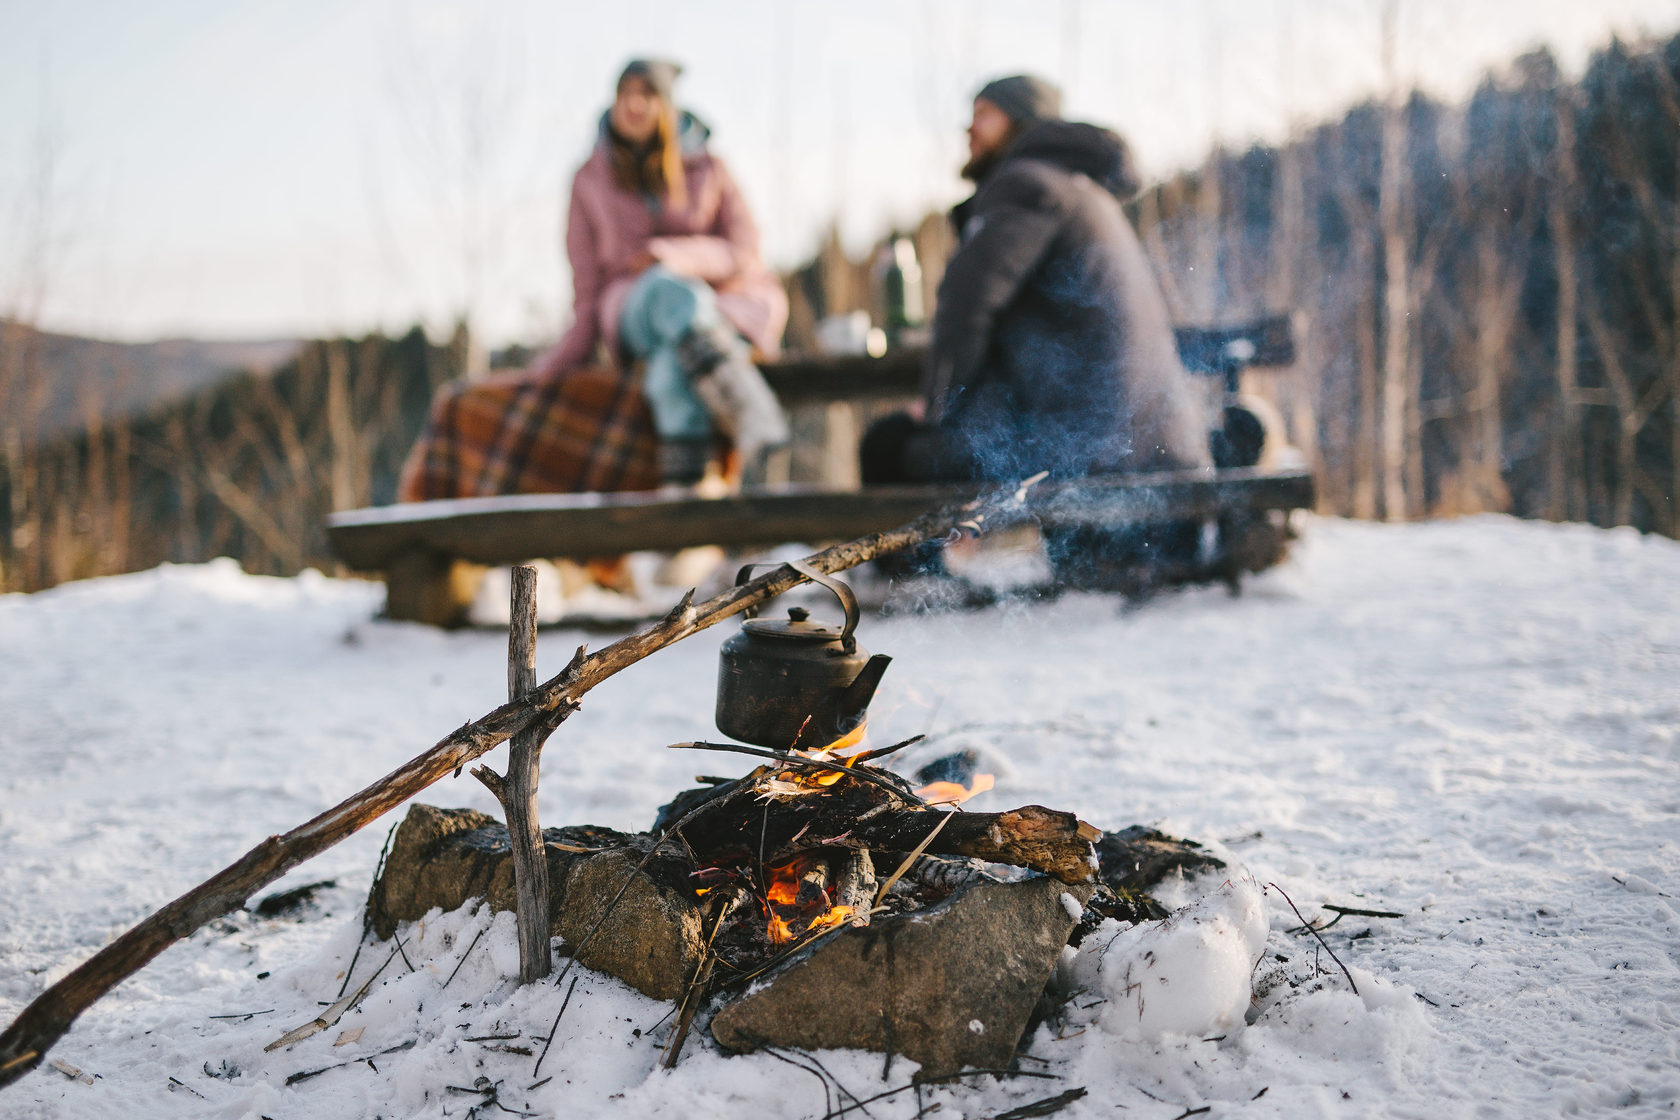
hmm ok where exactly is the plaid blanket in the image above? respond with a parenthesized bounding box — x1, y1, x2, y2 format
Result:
(397, 365, 661, 501)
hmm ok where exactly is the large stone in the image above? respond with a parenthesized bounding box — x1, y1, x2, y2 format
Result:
(709, 876, 1095, 1078)
(556, 844, 705, 1002)
(367, 804, 506, 939)
(366, 804, 703, 1001)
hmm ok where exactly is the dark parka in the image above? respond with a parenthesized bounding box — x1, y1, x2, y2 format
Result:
(916, 120, 1211, 480)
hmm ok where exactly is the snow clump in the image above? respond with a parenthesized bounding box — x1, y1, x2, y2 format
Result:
(1081, 877, 1268, 1041)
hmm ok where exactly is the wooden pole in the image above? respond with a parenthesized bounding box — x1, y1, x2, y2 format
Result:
(0, 480, 1039, 1091)
(471, 565, 552, 983)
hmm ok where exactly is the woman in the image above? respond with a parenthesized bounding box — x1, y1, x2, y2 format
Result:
(532, 58, 788, 483)
(399, 59, 786, 504)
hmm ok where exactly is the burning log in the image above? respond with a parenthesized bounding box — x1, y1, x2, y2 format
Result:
(835, 806, 1098, 885)
(661, 746, 1099, 885)
(831, 850, 876, 924)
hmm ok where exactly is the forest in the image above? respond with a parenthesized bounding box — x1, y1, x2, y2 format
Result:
(1, 31, 1675, 593)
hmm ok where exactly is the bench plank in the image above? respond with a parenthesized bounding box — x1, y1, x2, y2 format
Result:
(327, 468, 1313, 572)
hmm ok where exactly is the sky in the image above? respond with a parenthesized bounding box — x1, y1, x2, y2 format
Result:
(3, 0, 1679, 350)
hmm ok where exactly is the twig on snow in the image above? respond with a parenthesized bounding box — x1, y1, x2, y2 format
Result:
(1318, 903, 1403, 929)
(441, 925, 487, 991)
(817, 1068, 1061, 1120)
(988, 1086, 1088, 1119)
(530, 975, 579, 1076)
(166, 1076, 205, 1098)
(264, 939, 405, 1052)
(1269, 882, 1359, 996)
(48, 1059, 94, 1085)
(283, 1039, 416, 1086)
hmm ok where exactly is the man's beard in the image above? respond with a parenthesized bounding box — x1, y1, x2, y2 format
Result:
(961, 146, 1004, 182)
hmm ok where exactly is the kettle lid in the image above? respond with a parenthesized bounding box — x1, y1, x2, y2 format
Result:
(733, 560, 860, 651)
(741, 606, 846, 642)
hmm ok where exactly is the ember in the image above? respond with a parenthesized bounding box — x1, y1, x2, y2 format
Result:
(630, 732, 1100, 1008)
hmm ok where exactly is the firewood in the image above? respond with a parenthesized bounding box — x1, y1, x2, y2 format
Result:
(662, 755, 1097, 884)
(872, 813, 954, 906)
(0, 479, 1045, 1089)
(831, 851, 875, 925)
(843, 807, 1098, 885)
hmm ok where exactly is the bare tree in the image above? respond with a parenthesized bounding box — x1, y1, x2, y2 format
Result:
(1571, 44, 1680, 534)
(1377, 0, 1415, 521)
(1546, 87, 1584, 523)
(0, 72, 67, 591)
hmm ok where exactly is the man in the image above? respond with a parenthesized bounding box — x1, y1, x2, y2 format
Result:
(861, 75, 1212, 582)
(863, 74, 1210, 486)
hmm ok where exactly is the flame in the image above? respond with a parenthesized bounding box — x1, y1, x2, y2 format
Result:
(790, 720, 870, 786)
(814, 720, 869, 755)
(766, 904, 855, 944)
(915, 772, 995, 806)
(766, 877, 804, 907)
(805, 905, 854, 935)
(767, 912, 797, 944)
(761, 853, 854, 944)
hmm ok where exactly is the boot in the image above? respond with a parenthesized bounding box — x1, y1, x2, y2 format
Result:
(678, 324, 789, 465)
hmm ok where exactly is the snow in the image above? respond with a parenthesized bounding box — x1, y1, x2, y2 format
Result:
(1075, 877, 1271, 1042)
(2, 514, 1678, 1118)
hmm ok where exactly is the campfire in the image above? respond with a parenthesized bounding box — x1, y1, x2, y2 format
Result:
(364, 565, 1225, 1077)
(365, 722, 1222, 1075)
(654, 728, 1083, 972)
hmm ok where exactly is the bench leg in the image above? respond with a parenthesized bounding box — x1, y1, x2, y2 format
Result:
(385, 550, 484, 627)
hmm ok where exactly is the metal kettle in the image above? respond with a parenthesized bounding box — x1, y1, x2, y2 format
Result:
(715, 560, 892, 749)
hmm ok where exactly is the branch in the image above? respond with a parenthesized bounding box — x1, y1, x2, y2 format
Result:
(0, 477, 1041, 1090)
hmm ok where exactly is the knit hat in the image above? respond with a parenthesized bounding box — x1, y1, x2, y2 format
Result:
(974, 74, 1062, 125)
(618, 58, 682, 102)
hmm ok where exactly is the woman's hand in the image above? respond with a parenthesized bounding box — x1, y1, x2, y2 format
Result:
(621, 249, 658, 277)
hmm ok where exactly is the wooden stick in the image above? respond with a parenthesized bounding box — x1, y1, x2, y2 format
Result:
(666, 741, 917, 803)
(872, 812, 953, 908)
(0, 480, 1040, 1090)
(501, 566, 551, 983)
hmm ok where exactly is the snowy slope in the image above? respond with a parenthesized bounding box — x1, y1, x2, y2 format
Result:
(1, 515, 1677, 1119)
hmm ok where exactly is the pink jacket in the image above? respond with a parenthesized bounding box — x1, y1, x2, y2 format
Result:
(535, 129, 787, 380)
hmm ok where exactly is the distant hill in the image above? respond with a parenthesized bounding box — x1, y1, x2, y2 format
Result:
(0, 320, 303, 440)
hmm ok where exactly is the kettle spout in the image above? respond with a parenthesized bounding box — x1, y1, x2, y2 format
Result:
(836, 654, 892, 729)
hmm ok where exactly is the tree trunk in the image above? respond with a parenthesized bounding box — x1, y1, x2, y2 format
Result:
(1354, 233, 1380, 521)
(1378, 2, 1412, 522)
(1548, 95, 1583, 523)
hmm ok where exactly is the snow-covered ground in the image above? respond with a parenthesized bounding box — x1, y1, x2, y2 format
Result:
(2, 514, 1677, 1119)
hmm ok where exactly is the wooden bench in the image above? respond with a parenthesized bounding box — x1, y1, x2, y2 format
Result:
(327, 467, 1314, 626)
(328, 317, 1310, 625)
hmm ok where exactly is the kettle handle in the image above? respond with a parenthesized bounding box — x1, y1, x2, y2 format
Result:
(735, 559, 859, 652)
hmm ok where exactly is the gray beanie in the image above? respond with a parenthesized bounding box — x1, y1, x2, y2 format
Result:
(618, 58, 682, 102)
(975, 75, 1062, 125)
